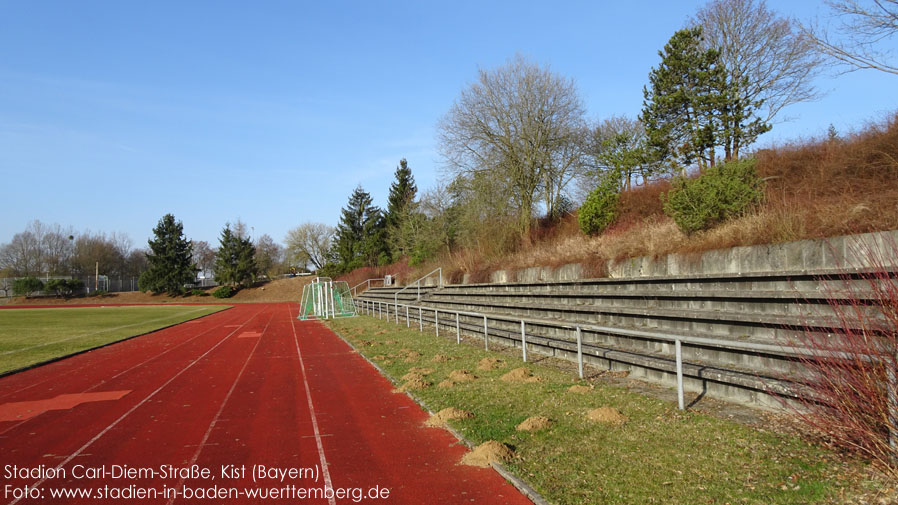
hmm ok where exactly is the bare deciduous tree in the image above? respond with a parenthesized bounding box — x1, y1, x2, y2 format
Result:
(254, 234, 284, 278)
(438, 55, 586, 235)
(693, 0, 824, 124)
(802, 0, 898, 75)
(191, 240, 215, 279)
(284, 223, 334, 271)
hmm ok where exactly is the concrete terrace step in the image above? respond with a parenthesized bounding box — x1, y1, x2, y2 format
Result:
(360, 300, 799, 408)
(417, 296, 876, 339)
(447, 268, 880, 294)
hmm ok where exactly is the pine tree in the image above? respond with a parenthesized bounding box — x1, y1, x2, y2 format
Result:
(138, 214, 194, 294)
(331, 185, 386, 272)
(213, 224, 257, 288)
(384, 159, 417, 261)
(640, 27, 766, 172)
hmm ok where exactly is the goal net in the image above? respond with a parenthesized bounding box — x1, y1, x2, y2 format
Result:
(298, 277, 357, 320)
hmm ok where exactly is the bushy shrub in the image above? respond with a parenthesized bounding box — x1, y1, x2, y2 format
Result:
(45, 278, 84, 298)
(212, 286, 235, 298)
(137, 270, 156, 293)
(12, 277, 44, 297)
(662, 158, 764, 234)
(578, 173, 621, 236)
(190, 289, 207, 297)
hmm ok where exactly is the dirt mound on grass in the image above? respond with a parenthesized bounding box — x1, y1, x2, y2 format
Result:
(408, 367, 434, 375)
(500, 368, 541, 383)
(516, 416, 553, 432)
(385, 340, 397, 345)
(438, 380, 456, 388)
(460, 441, 514, 467)
(402, 372, 426, 382)
(375, 330, 388, 335)
(448, 370, 477, 382)
(431, 354, 451, 363)
(587, 407, 628, 425)
(568, 385, 593, 394)
(393, 348, 421, 363)
(477, 357, 505, 371)
(425, 408, 474, 427)
(399, 377, 431, 391)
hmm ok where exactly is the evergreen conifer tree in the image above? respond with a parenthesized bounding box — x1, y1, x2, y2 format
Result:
(213, 224, 257, 288)
(640, 27, 767, 172)
(384, 159, 417, 261)
(138, 214, 194, 294)
(331, 185, 386, 272)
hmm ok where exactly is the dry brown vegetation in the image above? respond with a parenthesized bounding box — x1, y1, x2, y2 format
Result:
(341, 113, 898, 286)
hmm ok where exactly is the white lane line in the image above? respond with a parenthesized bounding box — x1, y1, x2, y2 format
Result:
(289, 305, 336, 505)
(7, 308, 263, 505)
(165, 308, 274, 505)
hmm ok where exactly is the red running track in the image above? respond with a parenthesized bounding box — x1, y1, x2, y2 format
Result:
(0, 303, 533, 505)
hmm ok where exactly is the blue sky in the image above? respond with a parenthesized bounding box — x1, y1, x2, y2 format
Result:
(1, 1, 895, 247)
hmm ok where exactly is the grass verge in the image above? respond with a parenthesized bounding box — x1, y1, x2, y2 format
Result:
(0, 305, 228, 374)
(328, 315, 888, 505)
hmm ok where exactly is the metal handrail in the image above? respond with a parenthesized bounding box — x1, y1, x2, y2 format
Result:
(350, 276, 393, 297)
(356, 298, 871, 412)
(393, 268, 442, 323)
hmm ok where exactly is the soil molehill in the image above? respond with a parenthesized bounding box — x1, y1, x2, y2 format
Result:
(477, 357, 505, 371)
(372, 355, 387, 362)
(408, 367, 434, 375)
(448, 370, 477, 382)
(385, 340, 398, 345)
(438, 380, 456, 388)
(358, 340, 375, 347)
(500, 367, 541, 383)
(587, 407, 628, 425)
(431, 354, 451, 363)
(568, 385, 593, 394)
(399, 377, 431, 391)
(516, 416, 554, 432)
(375, 330, 388, 335)
(460, 441, 514, 468)
(425, 407, 474, 427)
(402, 372, 426, 382)
(395, 349, 421, 363)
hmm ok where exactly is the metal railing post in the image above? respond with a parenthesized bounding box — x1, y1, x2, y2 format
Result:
(455, 312, 460, 344)
(406, 305, 410, 328)
(435, 310, 439, 337)
(483, 316, 488, 350)
(676, 339, 685, 410)
(576, 326, 583, 380)
(419, 307, 423, 332)
(521, 320, 527, 362)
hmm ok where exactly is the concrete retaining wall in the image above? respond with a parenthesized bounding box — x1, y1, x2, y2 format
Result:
(481, 229, 898, 284)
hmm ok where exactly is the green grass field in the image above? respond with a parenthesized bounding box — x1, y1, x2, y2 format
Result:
(328, 316, 886, 505)
(0, 305, 229, 374)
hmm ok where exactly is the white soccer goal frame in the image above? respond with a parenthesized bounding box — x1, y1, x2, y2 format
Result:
(298, 277, 357, 320)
